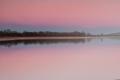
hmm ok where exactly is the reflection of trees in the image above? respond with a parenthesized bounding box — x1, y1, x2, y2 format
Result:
(0, 29, 93, 47)
(0, 38, 92, 47)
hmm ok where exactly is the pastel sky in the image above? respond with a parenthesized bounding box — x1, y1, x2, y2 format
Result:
(0, 0, 120, 33)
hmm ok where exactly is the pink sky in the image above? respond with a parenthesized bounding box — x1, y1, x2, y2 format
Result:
(0, 0, 120, 27)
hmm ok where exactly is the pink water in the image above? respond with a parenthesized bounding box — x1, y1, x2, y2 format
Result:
(0, 39, 120, 80)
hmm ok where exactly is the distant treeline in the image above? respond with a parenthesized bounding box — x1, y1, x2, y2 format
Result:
(0, 29, 92, 37)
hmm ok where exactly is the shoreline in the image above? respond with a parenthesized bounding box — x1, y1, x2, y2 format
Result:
(0, 36, 119, 41)
(0, 36, 96, 41)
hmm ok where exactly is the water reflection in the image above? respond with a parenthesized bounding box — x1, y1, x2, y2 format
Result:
(0, 42, 120, 80)
(0, 37, 120, 80)
(0, 38, 92, 47)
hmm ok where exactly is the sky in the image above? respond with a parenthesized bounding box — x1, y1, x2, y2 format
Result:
(0, 0, 120, 33)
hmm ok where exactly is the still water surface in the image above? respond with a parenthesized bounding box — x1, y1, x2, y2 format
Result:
(0, 38, 120, 80)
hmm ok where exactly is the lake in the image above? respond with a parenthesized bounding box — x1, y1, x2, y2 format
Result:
(0, 38, 120, 80)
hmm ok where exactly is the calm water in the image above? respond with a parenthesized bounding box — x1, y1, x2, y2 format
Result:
(0, 38, 120, 80)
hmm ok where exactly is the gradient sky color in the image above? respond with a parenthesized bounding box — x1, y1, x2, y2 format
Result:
(0, 0, 120, 33)
(1, 0, 120, 25)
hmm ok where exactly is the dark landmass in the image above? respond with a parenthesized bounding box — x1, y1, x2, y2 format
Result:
(0, 29, 92, 37)
(0, 29, 94, 47)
